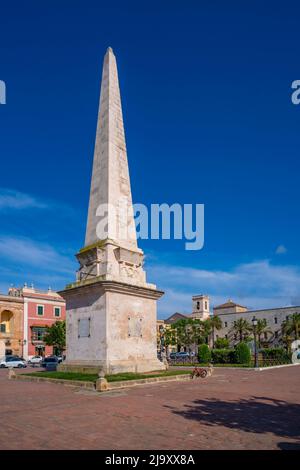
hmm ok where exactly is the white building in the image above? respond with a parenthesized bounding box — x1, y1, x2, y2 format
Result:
(213, 300, 300, 347)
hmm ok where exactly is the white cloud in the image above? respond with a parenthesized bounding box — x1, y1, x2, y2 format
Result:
(147, 259, 300, 318)
(275, 244, 287, 255)
(0, 188, 78, 221)
(0, 188, 47, 211)
(0, 236, 75, 274)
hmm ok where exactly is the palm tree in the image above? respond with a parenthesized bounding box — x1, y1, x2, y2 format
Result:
(208, 315, 222, 348)
(281, 332, 293, 354)
(282, 313, 300, 340)
(249, 319, 272, 347)
(230, 318, 251, 343)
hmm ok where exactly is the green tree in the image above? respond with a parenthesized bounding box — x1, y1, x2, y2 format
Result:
(230, 318, 251, 343)
(43, 320, 66, 355)
(164, 328, 177, 356)
(172, 318, 208, 354)
(214, 337, 230, 349)
(249, 319, 272, 347)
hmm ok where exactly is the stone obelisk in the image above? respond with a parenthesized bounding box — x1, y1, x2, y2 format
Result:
(59, 47, 165, 374)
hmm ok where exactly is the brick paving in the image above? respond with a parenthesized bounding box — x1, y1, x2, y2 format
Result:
(0, 366, 299, 450)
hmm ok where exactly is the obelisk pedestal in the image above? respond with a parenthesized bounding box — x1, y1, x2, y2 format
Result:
(59, 47, 165, 375)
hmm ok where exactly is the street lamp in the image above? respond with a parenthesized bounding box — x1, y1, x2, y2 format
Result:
(252, 316, 259, 368)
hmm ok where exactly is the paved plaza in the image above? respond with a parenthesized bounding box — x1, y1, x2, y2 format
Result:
(0, 366, 299, 450)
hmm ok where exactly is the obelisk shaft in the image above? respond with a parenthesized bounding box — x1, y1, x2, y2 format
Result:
(85, 47, 137, 250)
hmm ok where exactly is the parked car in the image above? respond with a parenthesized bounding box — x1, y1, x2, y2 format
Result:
(169, 352, 177, 360)
(56, 355, 63, 364)
(176, 351, 190, 359)
(0, 356, 27, 368)
(41, 356, 59, 367)
(28, 355, 43, 366)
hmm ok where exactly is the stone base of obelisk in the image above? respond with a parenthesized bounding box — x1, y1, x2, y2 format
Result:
(58, 279, 166, 375)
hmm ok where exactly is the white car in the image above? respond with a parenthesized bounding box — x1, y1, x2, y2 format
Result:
(0, 356, 27, 368)
(28, 355, 43, 365)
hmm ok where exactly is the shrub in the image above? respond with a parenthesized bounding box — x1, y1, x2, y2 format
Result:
(214, 337, 230, 349)
(234, 342, 251, 364)
(211, 349, 235, 364)
(198, 344, 211, 363)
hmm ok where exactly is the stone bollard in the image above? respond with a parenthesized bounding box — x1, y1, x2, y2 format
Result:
(207, 364, 214, 376)
(96, 372, 109, 392)
(8, 368, 16, 380)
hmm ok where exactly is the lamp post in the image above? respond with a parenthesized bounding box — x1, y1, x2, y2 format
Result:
(252, 316, 259, 368)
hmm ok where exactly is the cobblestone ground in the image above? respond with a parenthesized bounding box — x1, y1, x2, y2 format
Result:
(0, 366, 299, 450)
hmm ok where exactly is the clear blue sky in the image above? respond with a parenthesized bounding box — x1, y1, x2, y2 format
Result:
(0, 1, 300, 317)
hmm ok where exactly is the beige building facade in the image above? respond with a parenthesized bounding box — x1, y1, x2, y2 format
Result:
(213, 299, 248, 316)
(213, 300, 300, 347)
(0, 294, 24, 357)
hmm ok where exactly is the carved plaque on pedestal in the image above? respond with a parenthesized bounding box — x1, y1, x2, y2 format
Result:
(128, 316, 142, 338)
(78, 318, 91, 338)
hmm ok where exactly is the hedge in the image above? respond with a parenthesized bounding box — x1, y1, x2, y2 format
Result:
(234, 342, 251, 364)
(211, 349, 235, 364)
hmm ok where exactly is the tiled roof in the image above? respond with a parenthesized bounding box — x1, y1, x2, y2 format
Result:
(164, 312, 188, 324)
(214, 300, 247, 310)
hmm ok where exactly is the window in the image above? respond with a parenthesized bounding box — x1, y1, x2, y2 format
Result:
(274, 317, 278, 324)
(205, 301, 208, 310)
(225, 334, 228, 339)
(275, 331, 278, 339)
(37, 305, 44, 316)
(196, 301, 200, 310)
(225, 322, 228, 327)
(0, 323, 6, 333)
(54, 307, 61, 317)
(31, 327, 46, 341)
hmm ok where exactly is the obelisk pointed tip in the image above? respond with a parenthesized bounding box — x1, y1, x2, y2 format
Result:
(106, 46, 114, 54)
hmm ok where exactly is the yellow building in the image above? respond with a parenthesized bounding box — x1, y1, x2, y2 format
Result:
(0, 293, 24, 357)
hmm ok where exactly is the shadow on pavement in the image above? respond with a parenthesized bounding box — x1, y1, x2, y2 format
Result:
(165, 395, 300, 446)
